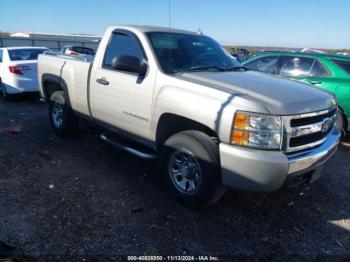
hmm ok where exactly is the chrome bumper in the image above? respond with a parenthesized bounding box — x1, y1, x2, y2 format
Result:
(288, 127, 341, 174)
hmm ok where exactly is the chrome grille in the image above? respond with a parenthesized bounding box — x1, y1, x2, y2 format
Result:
(284, 107, 337, 153)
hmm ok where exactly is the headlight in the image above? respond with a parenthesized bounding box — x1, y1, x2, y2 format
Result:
(231, 111, 282, 149)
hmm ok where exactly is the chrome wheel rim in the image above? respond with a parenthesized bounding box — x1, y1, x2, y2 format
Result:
(168, 150, 202, 195)
(52, 102, 64, 128)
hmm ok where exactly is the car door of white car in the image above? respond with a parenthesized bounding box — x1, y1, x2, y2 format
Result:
(91, 30, 156, 140)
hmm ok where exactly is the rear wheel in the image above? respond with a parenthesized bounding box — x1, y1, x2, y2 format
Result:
(161, 131, 225, 208)
(0, 81, 10, 101)
(48, 91, 79, 137)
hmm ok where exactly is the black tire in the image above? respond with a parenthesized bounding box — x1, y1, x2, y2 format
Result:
(161, 130, 225, 208)
(0, 81, 10, 101)
(336, 109, 348, 137)
(48, 91, 79, 137)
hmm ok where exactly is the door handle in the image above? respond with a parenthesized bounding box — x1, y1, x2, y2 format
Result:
(96, 78, 109, 85)
(308, 81, 322, 85)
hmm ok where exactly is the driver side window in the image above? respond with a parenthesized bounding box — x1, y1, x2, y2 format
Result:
(103, 33, 144, 70)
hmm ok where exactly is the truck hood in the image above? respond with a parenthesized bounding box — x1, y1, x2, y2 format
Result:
(177, 71, 336, 115)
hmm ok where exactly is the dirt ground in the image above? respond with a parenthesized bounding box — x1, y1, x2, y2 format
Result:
(0, 95, 349, 261)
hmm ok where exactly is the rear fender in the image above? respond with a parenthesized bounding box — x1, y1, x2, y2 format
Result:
(42, 73, 72, 108)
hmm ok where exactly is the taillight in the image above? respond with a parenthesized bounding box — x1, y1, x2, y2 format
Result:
(9, 66, 31, 75)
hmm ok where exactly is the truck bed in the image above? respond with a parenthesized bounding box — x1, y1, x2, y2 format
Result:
(38, 52, 93, 116)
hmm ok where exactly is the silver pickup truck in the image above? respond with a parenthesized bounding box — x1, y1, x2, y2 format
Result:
(38, 25, 340, 207)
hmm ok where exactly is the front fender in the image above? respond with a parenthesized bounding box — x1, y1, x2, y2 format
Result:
(150, 84, 265, 144)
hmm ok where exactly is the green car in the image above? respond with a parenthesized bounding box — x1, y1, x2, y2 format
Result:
(243, 51, 350, 132)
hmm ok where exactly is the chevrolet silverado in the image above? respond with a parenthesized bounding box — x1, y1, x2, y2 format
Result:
(38, 26, 341, 207)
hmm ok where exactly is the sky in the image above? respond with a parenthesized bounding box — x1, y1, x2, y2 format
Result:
(1, 0, 349, 49)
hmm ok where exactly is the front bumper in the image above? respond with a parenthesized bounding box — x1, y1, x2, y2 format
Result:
(220, 127, 340, 192)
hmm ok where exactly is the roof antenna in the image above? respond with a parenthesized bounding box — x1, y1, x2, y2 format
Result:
(167, 0, 172, 72)
(168, 0, 171, 30)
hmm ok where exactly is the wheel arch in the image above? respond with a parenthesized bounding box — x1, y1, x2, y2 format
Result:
(338, 105, 348, 131)
(42, 74, 72, 108)
(155, 113, 219, 150)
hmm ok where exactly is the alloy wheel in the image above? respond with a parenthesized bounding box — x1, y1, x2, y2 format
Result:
(51, 102, 64, 128)
(168, 150, 202, 195)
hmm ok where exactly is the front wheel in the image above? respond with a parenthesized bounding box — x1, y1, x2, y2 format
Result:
(48, 91, 79, 137)
(161, 131, 225, 208)
(336, 110, 348, 137)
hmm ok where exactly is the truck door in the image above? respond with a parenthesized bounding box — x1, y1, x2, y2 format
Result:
(91, 30, 156, 140)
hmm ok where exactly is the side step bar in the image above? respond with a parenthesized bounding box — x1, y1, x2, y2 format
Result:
(100, 133, 158, 160)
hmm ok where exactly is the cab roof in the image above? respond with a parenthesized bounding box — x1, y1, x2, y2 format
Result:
(110, 25, 198, 35)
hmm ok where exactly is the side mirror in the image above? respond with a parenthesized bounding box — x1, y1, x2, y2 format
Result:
(111, 56, 148, 76)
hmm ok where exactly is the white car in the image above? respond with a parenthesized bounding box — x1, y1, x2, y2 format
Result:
(0, 46, 49, 99)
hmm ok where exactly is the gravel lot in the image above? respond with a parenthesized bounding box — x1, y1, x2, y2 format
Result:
(0, 95, 349, 261)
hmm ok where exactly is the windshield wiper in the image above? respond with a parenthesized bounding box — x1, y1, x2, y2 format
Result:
(223, 66, 248, 71)
(189, 65, 248, 72)
(172, 65, 248, 75)
(188, 65, 227, 72)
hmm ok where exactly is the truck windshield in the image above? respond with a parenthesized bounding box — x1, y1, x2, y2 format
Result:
(148, 32, 241, 74)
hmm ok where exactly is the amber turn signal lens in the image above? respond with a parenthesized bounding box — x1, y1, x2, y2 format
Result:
(231, 129, 249, 145)
(234, 113, 250, 129)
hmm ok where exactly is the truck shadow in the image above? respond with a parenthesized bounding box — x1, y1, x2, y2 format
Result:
(95, 137, 350, 238)
(3, 93, 41, 104)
